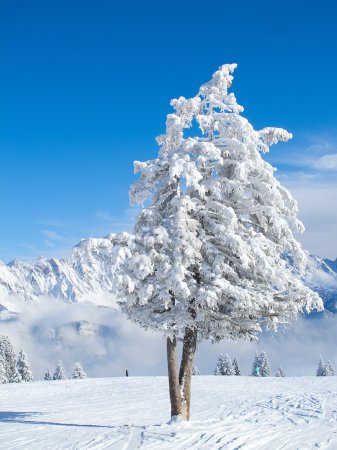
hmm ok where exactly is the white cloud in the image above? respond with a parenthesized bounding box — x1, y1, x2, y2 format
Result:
(1, 296, 336, 379)
(313, 153, 337, 170)
(41, 229, 65, 241)
(267, 132, 337, 173)
(94, 207, 139, 231)
(282, 179, 337, 259)
(264, 131, 337, 259)
(0, 296, 164, 379)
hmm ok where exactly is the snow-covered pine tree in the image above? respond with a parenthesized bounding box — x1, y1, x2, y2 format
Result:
(0, 335, 17, 382)
(0, 355, 7, 384)
(252, 351, 271, 377)
(192, 365, 200, 376)
(53, 361, 66, 380)
(72, 362, 87, 379)
(16, 349, 33, 382)
(316, 357, 327, 376)
(252, 352, 261, 376)
(9, 367, 22, 383)
(223, 354, 234, 376)
(275, 367, 285, 377)
(44, 368, 52, 381)
(259, 352, 271, 377)
(318, 358, 335, 376)
(325, 360, 335, 376)
(214, 354, 225, 375)
(232, 357, 241, 376)
(114, 64, 322, 420)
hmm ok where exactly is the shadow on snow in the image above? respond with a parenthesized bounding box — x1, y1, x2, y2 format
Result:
(0, 411, 116, 429)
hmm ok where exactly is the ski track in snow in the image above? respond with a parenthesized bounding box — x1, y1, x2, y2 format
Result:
(1, 376, 337, 449)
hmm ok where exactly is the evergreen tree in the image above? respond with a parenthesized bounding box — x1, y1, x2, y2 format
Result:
(0, 335, 17, 382)
(252, 352, 271, 377)
(53, 361, 66, 380)
(232, 357, 241, 376)
(316, 357, 327, 376)
(44, 368, 52, 381)
(325, 360, 335, 376)
(275, 367, 285, 377)
(317, 358, 335, 376)
(113, 64, 322, 420)
(260, 352, 271, 377)
(16, 349, 33, 382)
(0, 355, 7, 384)
(252, 352, 261, 376)
(71, 362, 87, 379)
(9, 367, 22, 383)
(214, 354, 225, 375)
(223, 354, 234, 376)
(192, 365, 200, 376)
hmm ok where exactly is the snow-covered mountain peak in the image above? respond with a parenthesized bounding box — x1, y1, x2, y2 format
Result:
(0, 233, 123, 305)
(0, 232, 337, 313)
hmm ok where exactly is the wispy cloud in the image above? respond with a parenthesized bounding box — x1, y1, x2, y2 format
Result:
(41, 230, 65, 241)
(94, 207, 139, 230)
(12, 207, 139, 262)
(312, 153, 337, 170)
(266, 130, 337, 259)
(283, 180, 337, 259)
(41, 229, 66, 247)
(269, 132, 337, 170)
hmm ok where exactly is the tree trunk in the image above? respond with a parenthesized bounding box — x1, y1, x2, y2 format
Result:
(167, 336, 182, 419)
(178, 327, 197, 420)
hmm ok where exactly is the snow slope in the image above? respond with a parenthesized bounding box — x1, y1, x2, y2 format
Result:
(1, 376, 337, 449)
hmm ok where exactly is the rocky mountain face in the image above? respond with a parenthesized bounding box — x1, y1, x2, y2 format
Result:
(0, 233, 130, 306)
(0, 232, 336, 313)
(301, 255, 337, 314)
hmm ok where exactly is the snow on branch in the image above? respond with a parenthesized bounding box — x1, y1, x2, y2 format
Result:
(114, 64, 322, 342)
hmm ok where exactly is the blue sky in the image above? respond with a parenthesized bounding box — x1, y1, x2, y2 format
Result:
(1, 0, 337, 262)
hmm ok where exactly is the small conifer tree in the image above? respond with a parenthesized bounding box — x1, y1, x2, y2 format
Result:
(0, 355, 7, 384)
(53, 361, 66, 380)
(214, 354, 225, 375)
(72, 362, 87, 379)
(232, 357, 241, 376)
(316, 357, 327, 376)
(252, 352, 261, 376)
(0, 335, 17, 382)
(223, 354, 234, 376)
(325, 360, 335, 376)
(252, 352, 271, 377)
(317, 359, 335, 376)
(275, 367, 285, 377)
(16, 349, 33, 382)
(44, 368, 52, 381)
(192, 365, 200, 376)
(9, 367, 22, 383)
(260, 352, 271, 377)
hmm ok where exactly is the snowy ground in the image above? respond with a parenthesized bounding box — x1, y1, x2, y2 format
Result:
(1, 376, 337, 449)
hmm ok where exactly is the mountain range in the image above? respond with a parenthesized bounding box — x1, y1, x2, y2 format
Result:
(0, 232, 336, 314)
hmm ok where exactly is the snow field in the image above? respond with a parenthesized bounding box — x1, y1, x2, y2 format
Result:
(1, 376, 337, 449)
